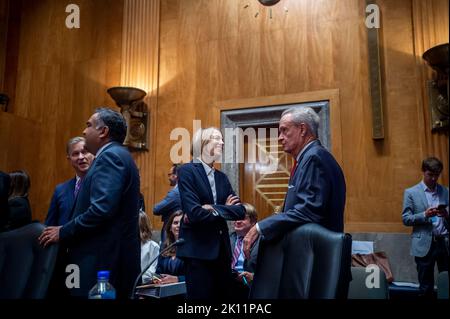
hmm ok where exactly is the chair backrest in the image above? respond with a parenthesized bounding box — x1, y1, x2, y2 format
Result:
(0, 222, 59, 299)
(437, 271, 448, 300)
(281, 223, 352, 298)
(348, 266, 389, 299)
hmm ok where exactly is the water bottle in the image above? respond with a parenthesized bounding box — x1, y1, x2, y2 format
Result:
(88, 270, 116, 299)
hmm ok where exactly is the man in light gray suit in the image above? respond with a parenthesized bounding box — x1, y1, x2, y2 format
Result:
(402, 157, 449, 298)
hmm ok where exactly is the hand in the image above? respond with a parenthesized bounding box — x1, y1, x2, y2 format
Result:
(425, 207, 438, 218)
(239, 271, 254, 284)
(202, 204, 214, 211)
(243, 225, 259, 259)
(226, 194, 241, 206)
(154, 274, 178, 284)
(38, 226, 62, 247)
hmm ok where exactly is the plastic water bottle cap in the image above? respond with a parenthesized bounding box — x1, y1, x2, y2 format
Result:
(97, 270, 110, 279)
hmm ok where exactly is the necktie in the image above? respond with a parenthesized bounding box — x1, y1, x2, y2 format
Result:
(74, 178, 82, 197)
(231, 236, 243, 268)
(290, 159, 298, 177)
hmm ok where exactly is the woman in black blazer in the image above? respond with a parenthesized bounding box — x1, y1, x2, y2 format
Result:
(176, 127, 246, 299)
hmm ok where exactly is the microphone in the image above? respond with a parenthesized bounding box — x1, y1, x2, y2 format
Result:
(130, 238, 185, 299)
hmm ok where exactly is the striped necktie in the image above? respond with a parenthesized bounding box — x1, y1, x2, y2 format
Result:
(231, 236, 244, 268)
(74, 178, 82, 197)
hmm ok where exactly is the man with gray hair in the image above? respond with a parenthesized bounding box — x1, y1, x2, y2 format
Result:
(243, 106, 346, 298)
(45, 137, 94, 226)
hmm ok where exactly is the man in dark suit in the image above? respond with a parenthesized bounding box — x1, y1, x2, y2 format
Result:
(402, 157, 449, 298)
(153, 163, 181, 244)
(243, 107, 346, 298)
(39, 108, 141, 299)
(45, 136, 94, 226)
(177, 127, 246, 299)
(44, 136, 94, 298)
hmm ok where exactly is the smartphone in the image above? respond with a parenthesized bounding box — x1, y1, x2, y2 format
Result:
(437, 204, 448, 210)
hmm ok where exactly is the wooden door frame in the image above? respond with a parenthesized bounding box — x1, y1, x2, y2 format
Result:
(213, 89, 343, 196)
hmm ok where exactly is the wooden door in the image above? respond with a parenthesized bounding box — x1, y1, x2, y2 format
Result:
(239, 126, 296, 221)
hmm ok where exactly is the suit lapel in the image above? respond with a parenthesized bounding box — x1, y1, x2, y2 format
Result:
(283, 140, 320, 211)
(194, 162, 215, 203)
(416, 184, 429, 209)
(67, 178, 76, 212)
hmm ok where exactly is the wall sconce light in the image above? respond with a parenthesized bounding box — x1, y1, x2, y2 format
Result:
(0, 93, 9, 112)
(422, 43, 449, 132)
(107, 86, 148, 151)
(257, 0, 281, 5)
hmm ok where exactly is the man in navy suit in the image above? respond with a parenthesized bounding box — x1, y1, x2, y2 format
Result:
(177, 127, 246, 299)
(44, 136, 94, 298)
(402, 157, 449, 298)
(243, 107, 346, 298)
(45, 136, 94, 226)
(153, 163, 181, 244)
(39, 108, 141, 299)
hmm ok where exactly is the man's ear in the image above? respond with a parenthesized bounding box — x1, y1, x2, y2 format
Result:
(99, 126, 110, 139)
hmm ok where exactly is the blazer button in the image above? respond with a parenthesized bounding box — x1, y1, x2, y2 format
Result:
(219, 230, 223, 235)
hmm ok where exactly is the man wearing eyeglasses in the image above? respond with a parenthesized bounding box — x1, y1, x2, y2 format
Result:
(153, 164, 182, 244)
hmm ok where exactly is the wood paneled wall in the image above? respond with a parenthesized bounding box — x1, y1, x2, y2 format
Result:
(0, 0, 123, 221)
(156, 0, 449, 233)
(119, 0, 160, 226)
(1, 0, 448, 233)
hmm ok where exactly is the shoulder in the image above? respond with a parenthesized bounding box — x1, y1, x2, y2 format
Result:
(56, 178, 75, 191)
(405, 183, 422, 194)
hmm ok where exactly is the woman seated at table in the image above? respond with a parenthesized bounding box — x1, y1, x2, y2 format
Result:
(154, 210, 185, 284)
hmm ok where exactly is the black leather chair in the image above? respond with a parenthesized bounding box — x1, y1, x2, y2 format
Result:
(0, 222, 59, 299)
(250, 223, 352, 299)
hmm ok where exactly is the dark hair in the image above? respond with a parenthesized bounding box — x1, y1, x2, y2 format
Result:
(161, 210, 183, 257)
(422, 157, 443, 173)
(172, 163, 181, 176)
(8, 170, 30, 199)
(94, 107, 127, 143)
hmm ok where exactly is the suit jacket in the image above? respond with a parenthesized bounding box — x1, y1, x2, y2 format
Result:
(59, 142, 141, 298)
(45, 178, 76, 226)
(229, 231, 260, 273)
(258, 140, 346, 241)
(176, 161, 246, 261)
(6, 196, 32, 231)
(153, 185, 181, 224)
(402, 182, 449, 257)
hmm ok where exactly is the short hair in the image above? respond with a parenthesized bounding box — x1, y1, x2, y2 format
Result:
(94, 107, 127, 144)
(191, 127, 222, 157)
(281, 107, 320, 137)
(172, 163, 181, 176)
(422, 157, 443, 173)
(138, 210, 153, 243)
(242, 202, 258, 224)
(8, 170, 30, 198)
(66, 136, 85, 156)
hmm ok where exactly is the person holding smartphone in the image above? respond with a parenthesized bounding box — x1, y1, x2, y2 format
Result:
(402, 157, 449, 298)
